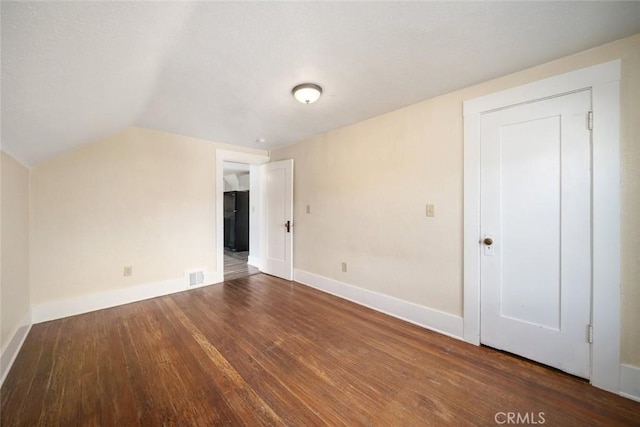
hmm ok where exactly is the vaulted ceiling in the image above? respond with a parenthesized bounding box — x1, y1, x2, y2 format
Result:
(2, 1, 640, 166)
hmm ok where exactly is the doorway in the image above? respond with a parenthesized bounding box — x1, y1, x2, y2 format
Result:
(215, 151, 294, 283)
(215, 150, 270, 283)
(223, 161, 260, 281)
(463, 60, 621, 392)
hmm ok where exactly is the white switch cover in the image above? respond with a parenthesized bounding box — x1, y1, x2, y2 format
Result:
(306, 205, 311, 214)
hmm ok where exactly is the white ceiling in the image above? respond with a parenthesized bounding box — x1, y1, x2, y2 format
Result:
(2, 1, 639, 167)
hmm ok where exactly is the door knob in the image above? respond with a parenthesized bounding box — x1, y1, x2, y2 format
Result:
(285, 220, 291, 233)
(483, 237, 493, 245)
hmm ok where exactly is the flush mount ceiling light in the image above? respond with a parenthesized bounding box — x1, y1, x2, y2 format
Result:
(292, 83, 322, 104)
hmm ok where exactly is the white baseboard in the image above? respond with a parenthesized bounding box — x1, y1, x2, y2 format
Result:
(32, 270, 222, 324)
(620, 364, 640, 402)
(247, 255, 261, 269)
(11, 266, 638, 402)
(293, 269, 463, 340)
(1, 310, 32, 387)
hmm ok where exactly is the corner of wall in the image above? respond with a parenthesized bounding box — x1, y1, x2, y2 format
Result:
(1, 151, 33, 388)
(620, 364, 640, 402)
(0, 309, 32, 388)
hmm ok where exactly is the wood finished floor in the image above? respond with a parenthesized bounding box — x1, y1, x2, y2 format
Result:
(2, 274, 639, 426)
(224, 249, 260, 281)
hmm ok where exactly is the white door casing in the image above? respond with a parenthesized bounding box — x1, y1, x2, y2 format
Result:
(480, 90, 592, 378)
(261, 159, 294, 280)
(463, 60, 621, 392)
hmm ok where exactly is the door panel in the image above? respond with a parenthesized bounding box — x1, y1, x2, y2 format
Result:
(500, 116, 561, 329)
(261, 159, 293, 280)
(480, 90, 592, 378)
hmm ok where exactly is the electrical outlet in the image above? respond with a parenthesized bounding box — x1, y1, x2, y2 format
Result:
(426, 204, 435, 217)
(124, 266, 132, 277)
(341, 262, 348, 272)
(306, 205, 311, 214)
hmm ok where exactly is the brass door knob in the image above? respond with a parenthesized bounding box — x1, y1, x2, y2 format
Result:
(483, 237, 494, 245)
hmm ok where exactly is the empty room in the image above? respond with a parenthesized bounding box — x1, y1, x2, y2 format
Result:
(1, 1, 640, 425)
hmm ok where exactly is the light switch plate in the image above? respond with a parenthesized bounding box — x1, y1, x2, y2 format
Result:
(426, 204, 435, 217)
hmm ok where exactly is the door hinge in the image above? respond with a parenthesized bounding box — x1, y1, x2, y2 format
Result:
(587, 324, 594, 344)
(587, 111, 593, 130)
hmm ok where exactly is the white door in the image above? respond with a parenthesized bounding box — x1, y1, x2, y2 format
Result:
(261, 159, 293, 280)
(480, 89, 592, 378)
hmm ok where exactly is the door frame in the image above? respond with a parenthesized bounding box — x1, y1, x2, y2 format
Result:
(215, 149, 269, 282)
(463, 60, 621, 392)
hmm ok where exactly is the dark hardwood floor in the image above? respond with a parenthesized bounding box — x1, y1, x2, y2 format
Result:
(2, 274, 639, 426)
(224, 249, 260, 281)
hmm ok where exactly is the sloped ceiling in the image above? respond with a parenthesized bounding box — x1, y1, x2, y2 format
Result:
(2, 1, 640, 167)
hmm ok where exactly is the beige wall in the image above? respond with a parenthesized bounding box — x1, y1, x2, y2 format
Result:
(1, 152, 31, 349)
(30, 127, 266, 305)
(272, 34, 640, 366)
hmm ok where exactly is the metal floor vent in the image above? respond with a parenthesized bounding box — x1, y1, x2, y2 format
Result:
(189, 270, 204, 286)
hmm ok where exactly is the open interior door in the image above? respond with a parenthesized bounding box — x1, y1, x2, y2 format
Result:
(260, 159, 293, 280)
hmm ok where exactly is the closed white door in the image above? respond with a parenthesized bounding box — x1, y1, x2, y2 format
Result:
(480, 89, 592, 378)
(261, 159, 293, 280)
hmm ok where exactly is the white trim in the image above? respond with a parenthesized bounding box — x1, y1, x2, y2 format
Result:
(0, 310, 32, 387)
(294, 269, 463, 340)
(463, 60, 621, 116)
(620, 364, 640, 402)
(589, 78, 621, 392)
(31, 271, 219, 324)
(247, 255, 261, 269)
(249, 164, 262, 265)
(216, 150, 270, 280)
(463, 105, 482, 345)
(463, 60, 621, 393)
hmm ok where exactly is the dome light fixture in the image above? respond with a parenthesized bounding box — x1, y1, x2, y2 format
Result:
(292, 83, 322, 104)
